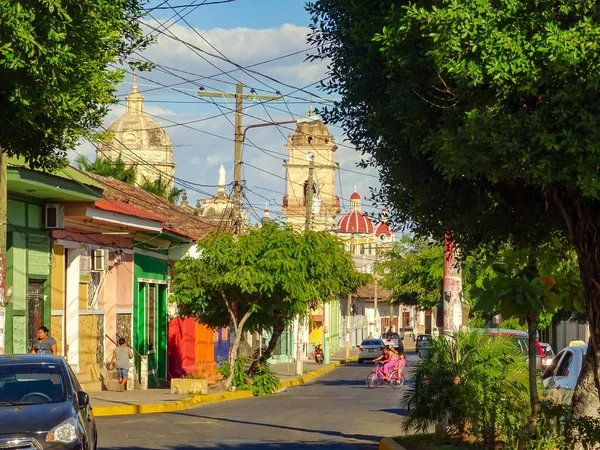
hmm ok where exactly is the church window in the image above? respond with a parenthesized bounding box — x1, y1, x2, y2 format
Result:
(360, 243, 365, 255)
(308, 136, 313, 144)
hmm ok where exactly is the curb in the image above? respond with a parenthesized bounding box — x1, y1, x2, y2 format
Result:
(93, 356, 357, 417)
(379, 437, 407, 450)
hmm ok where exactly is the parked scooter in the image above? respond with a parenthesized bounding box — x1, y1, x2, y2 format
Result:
(314, 344, 324, 364)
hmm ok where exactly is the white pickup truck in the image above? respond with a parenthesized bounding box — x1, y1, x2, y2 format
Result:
(380, 332, 403, 352)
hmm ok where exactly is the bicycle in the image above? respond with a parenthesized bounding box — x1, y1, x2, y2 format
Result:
(366, 362, 405, 389)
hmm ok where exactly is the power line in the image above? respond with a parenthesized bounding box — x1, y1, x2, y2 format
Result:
(145, 0, 236, 11)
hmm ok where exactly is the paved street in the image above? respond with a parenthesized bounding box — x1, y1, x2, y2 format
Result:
(96, 360, 412, 449)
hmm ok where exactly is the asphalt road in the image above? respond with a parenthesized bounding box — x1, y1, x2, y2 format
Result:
(96, 360, 413, 450)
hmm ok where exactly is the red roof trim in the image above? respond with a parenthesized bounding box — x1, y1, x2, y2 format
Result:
(94, 200, 164, 222)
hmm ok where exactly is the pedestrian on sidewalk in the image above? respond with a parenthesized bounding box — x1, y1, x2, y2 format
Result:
(31, 326, 57, 355)
(109, 338, 133, 388)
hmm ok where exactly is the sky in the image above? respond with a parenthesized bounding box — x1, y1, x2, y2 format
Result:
(74, 0, 383, 224)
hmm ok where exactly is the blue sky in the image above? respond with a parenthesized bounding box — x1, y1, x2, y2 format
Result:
(76, 0, 383, 224)
(150, 0, 311, 29)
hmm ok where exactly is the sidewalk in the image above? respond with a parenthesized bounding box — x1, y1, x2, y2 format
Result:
(90, 350, 357, 416)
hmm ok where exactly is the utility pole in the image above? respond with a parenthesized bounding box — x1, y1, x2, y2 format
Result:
(198, 82, 280, 233)
(373, 245, 379, 337)
(296, 153, 316, 376)
(373, 275, 378, 337)
(443, 232, 463, 334)
(304, 154, 315, 230)
(345, 293, 352, 359)
(0, 149, 7, 355)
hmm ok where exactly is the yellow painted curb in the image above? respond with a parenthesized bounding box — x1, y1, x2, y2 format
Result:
(379, 437, 407, 450)
(93, 390, 254, 417)
(93, 357, 357, 417)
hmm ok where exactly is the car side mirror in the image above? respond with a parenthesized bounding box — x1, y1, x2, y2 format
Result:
(78, 391, 89, 408)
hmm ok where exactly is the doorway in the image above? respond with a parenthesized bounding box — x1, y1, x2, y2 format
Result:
(27, 279, 46, 352)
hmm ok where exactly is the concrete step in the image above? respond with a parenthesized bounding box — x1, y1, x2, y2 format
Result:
(106, 370, 119, 380)
(81, 380, 103, 393)
(77, 371, 94, 384)
(105, 379, 125, 392)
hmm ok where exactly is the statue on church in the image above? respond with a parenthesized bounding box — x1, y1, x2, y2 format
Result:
(218, 165, 226, 187)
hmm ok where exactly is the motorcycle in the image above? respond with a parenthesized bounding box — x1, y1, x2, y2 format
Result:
(314, 344, 324, 364)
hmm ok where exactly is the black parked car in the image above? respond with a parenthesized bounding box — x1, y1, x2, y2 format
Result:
(0, 354, 97, 450)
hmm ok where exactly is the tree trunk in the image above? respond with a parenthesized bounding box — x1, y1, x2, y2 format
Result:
(517, 313, 540, 450)
(527, 313, 540, 416)
(221, 290, 253, 391)
(247, 319, 286, 376)
(553, 189, 600, 419)
(570, 343, 600, 418)
(296, 315, 305, 376)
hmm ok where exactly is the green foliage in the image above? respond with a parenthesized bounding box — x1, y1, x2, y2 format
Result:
(0, 0, 152, 169)
(526, 401, 600, 450)
(140, 175, 184, 204)
(378, 237, 444, 310)
(377, 236, 494, 310)
(171, 222, 367, 331)
(403, 330, 529, 447)
(76, 155, 137, 185)
(216, 357, 250, 390)
(473, 239, 583, 327)
(250, 363, 281, 397)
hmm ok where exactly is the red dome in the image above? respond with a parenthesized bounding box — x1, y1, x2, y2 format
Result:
(337, 210, 374, 234)
(375, 222, 392, 237)
(350, 191, 361, 200)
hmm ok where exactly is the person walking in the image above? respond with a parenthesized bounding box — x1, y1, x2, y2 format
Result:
(109, 338, 133, 388)
(31, 326, 57, 355)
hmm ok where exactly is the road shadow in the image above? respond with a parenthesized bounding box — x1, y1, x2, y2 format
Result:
(102, 443, 375, 450)
(167, 411, 382, 444)
(372, 407, 410, 417)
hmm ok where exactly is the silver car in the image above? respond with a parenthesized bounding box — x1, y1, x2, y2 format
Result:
(543, 344, 587, 405)
(358, 338, 384, 364)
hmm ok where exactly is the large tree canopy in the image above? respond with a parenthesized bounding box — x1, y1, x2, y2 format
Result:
(170, 222, 368, 388)
(307, 0, 600, 418)
(0, 0, 151, 169)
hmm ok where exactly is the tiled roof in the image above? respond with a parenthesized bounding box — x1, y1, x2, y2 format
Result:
(354, 283, 392, 301)
(84, 173, 224, 240)
(337, 210, 375, 234)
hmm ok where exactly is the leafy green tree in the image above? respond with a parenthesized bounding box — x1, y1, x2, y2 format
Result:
(76, 155, 137, 185)
(0, 0, 151, 169)
(474, 240, 584, 421)
(378, 237, 443, 310)
(377, 236, 493, 310)
(140, 175, 184, 204)
(170, 223, 367, 390)
(307, 0, 600, 417)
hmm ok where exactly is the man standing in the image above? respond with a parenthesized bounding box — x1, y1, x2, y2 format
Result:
(31, 326, 57, 355)
(109, 338, 133, 389)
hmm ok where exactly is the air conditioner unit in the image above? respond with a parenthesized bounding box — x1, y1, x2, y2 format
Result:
(92, 249, 108, 272)
(45, 204, 65, 229)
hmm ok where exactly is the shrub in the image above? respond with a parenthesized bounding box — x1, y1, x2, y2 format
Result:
(250, 362, 281, 396)
(402, 330, 529, 447)
(216, 357, 251, 390)
(526, 401, 600, 450)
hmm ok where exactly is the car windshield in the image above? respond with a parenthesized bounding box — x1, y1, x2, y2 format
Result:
(0, 363, 67, 405)
(382, 333, 399, 340)
(362, 340, 383, 346)
(418, 335, 431, 341)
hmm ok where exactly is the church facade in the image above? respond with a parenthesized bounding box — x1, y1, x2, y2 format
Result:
(98, 77, 176, 190)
